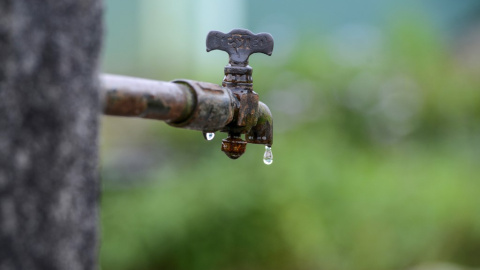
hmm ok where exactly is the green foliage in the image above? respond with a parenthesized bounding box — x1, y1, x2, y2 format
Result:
(100, 19, 480, 270)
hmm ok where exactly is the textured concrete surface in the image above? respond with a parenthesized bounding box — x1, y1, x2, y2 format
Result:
(0, 0, 103, 269)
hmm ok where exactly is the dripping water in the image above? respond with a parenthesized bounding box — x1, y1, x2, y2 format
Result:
(263, 145, 273, 165)
(203, 132, 215, 141)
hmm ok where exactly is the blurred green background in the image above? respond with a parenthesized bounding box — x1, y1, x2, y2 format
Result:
(100, 1, 480, 269)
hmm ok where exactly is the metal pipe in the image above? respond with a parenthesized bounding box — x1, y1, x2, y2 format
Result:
(101, 74, 194, 123)
(100, 72, 273, 160)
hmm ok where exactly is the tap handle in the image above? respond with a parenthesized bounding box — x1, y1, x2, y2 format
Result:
(206, 29, 274, 67)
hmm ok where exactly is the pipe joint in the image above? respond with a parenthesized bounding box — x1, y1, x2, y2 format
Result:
(167, 80, 235, 132)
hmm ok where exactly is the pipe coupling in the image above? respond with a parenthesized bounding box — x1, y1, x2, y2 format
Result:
(167, 80, 236, 132)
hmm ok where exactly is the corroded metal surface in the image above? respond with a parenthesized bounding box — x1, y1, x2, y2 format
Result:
(100, 29, 274, 160)
(207, 29, 274, 159)
(101, 74, 194, 123)
(168, 80, 235, 132)
(221, 135, 247, 159)
(206, 29, 273, 66)
(246, 101, 273, 147)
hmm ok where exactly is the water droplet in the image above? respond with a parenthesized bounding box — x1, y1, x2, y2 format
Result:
(263, 145, 273, 165)
(203, 132, 215, 141)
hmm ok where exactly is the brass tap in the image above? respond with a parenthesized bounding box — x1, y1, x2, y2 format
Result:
(206, 29, 274, 159)
(101, 29, 274, 160)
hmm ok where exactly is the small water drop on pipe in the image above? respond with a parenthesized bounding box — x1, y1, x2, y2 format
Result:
(263, 145, 273, 165)
(203, 132, 215, 141)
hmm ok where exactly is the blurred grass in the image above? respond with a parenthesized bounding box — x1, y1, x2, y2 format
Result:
(100, 19, 480, 270)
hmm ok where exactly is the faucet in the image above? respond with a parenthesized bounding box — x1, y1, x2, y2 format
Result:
(101, 29, 274, 161)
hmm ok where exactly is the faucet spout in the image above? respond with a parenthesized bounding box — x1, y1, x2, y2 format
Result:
(246, 101, 273, 147)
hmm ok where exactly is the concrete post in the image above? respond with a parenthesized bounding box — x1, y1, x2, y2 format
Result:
(0, 0, 103, 269)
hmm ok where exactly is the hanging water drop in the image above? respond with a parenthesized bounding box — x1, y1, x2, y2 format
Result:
(203, 132, 215, 141)
(263, 145, 273, 165)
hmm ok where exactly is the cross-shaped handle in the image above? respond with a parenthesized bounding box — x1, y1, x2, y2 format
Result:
(206, 29, 274, 67)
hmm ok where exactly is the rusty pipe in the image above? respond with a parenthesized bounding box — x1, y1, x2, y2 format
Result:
(100, 73, 273, 160)
(101, 74, 194, 123)
(101, 74, 235, 132)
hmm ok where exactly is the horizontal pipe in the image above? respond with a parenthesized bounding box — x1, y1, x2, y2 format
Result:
(100, 74, 272, 149)
(100, 74, 194, 123)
